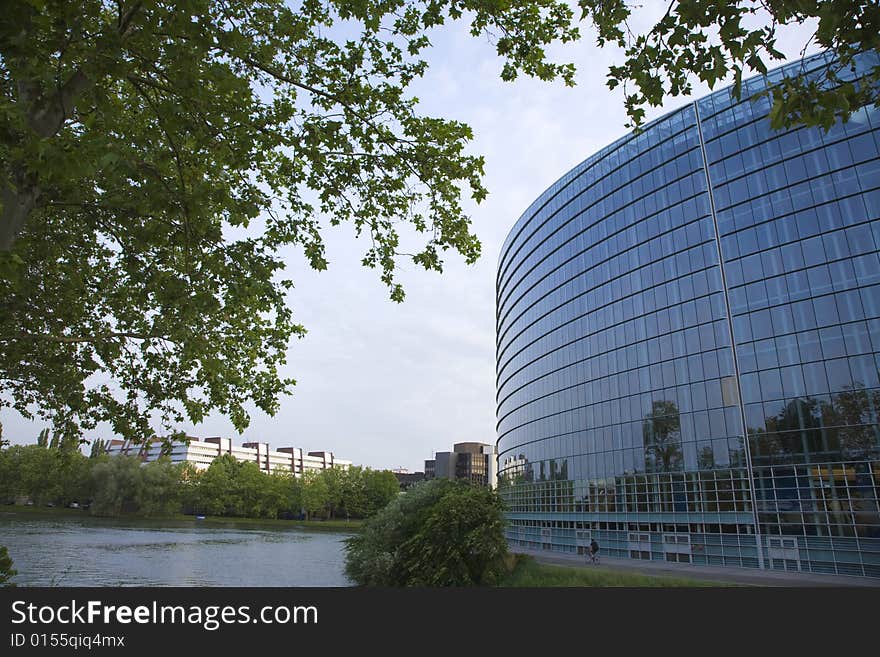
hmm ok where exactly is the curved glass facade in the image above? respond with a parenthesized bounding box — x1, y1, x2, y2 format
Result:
(496, 51, 880, 577)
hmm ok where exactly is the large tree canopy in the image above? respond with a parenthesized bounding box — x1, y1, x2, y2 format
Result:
(0, 0, 577, 442)
(1, 0, 877, 444)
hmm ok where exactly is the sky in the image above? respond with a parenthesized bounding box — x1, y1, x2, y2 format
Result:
(1, 5, 820, 472)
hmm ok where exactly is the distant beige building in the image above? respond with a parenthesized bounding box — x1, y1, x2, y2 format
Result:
(106, 436, 351, 476)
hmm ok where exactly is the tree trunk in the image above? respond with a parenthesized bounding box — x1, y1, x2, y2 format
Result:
(0, 177, 38, 251)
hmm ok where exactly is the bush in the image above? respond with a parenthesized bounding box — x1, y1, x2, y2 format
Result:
(0, 546, 17, 587)
(344, 479, 508, 586)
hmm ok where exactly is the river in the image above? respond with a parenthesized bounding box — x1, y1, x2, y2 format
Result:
(0, 512, 353, 587)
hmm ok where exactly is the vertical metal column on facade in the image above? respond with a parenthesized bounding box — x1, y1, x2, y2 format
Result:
(694, 100, 766, 568)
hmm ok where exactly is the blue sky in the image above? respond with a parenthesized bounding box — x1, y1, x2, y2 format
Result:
(1, 6, 820, 472)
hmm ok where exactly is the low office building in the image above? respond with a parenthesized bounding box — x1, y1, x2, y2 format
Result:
(106, 436, 351, 476)
(425, 442, 498, 488)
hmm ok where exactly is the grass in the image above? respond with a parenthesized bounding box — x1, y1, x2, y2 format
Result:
(0, 504, 364, 533)
(499, 555, 732, 587)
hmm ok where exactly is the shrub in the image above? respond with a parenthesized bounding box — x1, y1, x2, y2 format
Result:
(0, 546, 17, 587)
(344, 479, 508, 586)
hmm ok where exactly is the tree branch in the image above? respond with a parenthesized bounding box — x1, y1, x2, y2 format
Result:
(1, 1, 145, 252)
(21, 331, 167, 344)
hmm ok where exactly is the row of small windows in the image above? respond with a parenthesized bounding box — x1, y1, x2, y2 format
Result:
(498, 213, 715, 357)
(696, 50, 873, 138)
(500, 386, 880, 473)
(719, 174, 877, 253)
(499, 414, 745, 468)
(731, 283, 880, 344)
(739, 356, 880, 404)
(498, 131, 701, 302)
(716, 152, 875, 225)
(499, 259, 724, 382)
(498, 282, 730, 399)
(727, 231, 880, 302)
(743, 388, 880, 437)
(499, 438, 748, 479)
(498, 366, 742, 440)
(732, 259, 880, 319)
(500, 404, 880, 469)
(497, 199, 713, 343)
(733, 259, 878, 322)
(502, 478, 755, 516)
(499, 460, 880, 536)
(498, 234, 719, 367)
(498, 407, 745, 462)
(738, 319, 880, 373)
(498, 321, 734, 419)
(500, 416, 879, 480)
(721, 189, 880, 266)
(499, 318, 736, 423)
(498, 162, 708, 324)
(498, 107, 697, 287)
(707, 112, 878, 190)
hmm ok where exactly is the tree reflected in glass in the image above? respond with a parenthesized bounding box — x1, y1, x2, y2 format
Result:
(752, 387, 880, 465)
(643, 400, 683, 473)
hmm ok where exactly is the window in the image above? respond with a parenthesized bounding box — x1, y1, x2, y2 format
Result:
(751, 309, 774, 340)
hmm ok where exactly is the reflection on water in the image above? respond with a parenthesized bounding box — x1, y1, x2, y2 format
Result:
(0, 513, 353, 587)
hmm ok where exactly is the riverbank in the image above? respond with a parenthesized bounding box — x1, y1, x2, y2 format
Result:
(0, 504, 364, 533)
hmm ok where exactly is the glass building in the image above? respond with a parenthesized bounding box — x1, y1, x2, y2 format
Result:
(496, 51, 880, 578)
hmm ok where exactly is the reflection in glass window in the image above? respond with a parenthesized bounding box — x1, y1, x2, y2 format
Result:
(497, 51, 880, 577)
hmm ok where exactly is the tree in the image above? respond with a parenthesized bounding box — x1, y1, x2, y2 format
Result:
(283, 471, 304, 519)
(89, 454, 144, 515)
(135, 457, 183, 516)
(14, 443, 63, 504)
(301, 469, 330, 520)
(344, 479, 508, 586)
(830, 385, 880, 459)
(363, 468, 401, 516)
(187, 453, 296, 517)
(89, 438, 109, 459)
(192, 453, 238, 516)
(0, 546, 16, 587)
(0, 0, 578, 446)
(395, 482, 508, 585)
(317, 466, 344, 520)
(338, 466, 369, 519)
(642, 399, 683, 473)
(581, 0, 880, 130)
(0, 447, 16, 502)
(235, 460, 271, 517)
(3, 2, 876, 448)
(328, 466, 400, 519)
(262, 470, 296, 519)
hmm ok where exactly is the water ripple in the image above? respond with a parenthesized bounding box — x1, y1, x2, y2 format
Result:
(0, 514, 353, 587)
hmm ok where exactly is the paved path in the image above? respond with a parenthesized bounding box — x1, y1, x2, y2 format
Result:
(512, 547, 880, 587)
